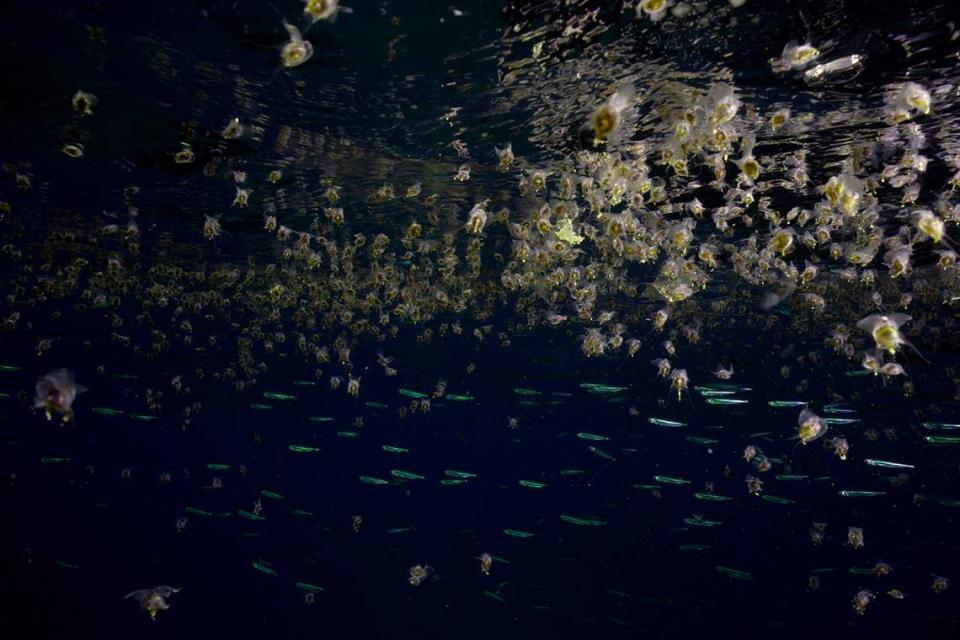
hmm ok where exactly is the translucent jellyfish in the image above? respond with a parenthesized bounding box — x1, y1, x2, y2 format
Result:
(914, 209, 945, 243)
(652, 307, 672, 331)
(62, 143, 84, 158)
(584, 84, 634, 143)
(174, 143, 195, 164)
(712, 364, 734, 380)
(34, 369, 87, 423)
(769, 108, 790, 131)
(797, 408, 828, 445)
(281, 20, 314, 68)
(882, 248, 911, 278)
(203, 215, 222, 240)
(496, 143, 514, 170)
(346, 376, 360, 397)
(408, 564, 435, 586)
(847, 526, 865, 549)
(72, 90, 98, 116)
(705, 83, 740, 127)
(233, 187, 251, 207)
(124, 585, 180, 620)
(931, 575, 950, 593)
(478, 553, 492, 575)
(861, 353, 881, 375)
(769, 228, 795, 257)
(852, 589, 874, 615)
(222, 117, 246, 139)
(856, 313, 911, 356)
(652, 358, 671, 378)
(774, 41, 820, 72)
(830, 437, 849, 461)
(466, 202, 489, 235)
(636, 0, 669, 22)
(891, 82, 931, 121)
(304, 0, 341, 23)
(669, 369, 688, 401)
(810, 522, 827, 545)
(879, 362, 906, 381)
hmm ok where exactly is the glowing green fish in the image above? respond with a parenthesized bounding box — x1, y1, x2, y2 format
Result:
(390, 469, 425, 481)
(518, 480, 547, 489)
(577, 432, 609, 441)
(560, 514, 607, 526)
(588, 446, 616, 461)
(264, 391, 295, 401)
(648, 417, 685, 427)
(251, 561, 278, 577)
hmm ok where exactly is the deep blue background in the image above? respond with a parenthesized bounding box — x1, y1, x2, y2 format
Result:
(1, 0, 959, 638)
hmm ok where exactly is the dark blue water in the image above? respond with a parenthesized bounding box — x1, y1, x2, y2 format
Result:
(2, 0, 960, 638)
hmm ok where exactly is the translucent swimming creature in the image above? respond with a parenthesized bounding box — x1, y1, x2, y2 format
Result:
(203, 215, 222, 240)
(124, 585, 180, 620)
(931, 575, 950, 593)
(174, 143, 195, 164)
(222, 117, 246, 140)
(879, 362, 906, 382)
(478, 553, 492, 575)
(856, 313, 911, 356)
(883, 248, 911, 278)
(636, 0, 669, 22)
(774, 41, 820, 72)
(669, 368, 688, 401)
(408, 564, 435, 586)
(303, 0, 350, 23)
(852, 589, 875, 615)
(281, 20, 313, 68)
(466, 201, 489, 235)
(233, 187, 250, 208)
(830, 437, 849, 461)
(496, 143, 514, 170)
(890, 81, 931, 122)
(346, 375, 360, 396)
(583, 84, 634, 143)
(797, 408, 828, 444)
(847, 526, 865, 549)
(62, 143, 84, 158)
(72, 90, 97, 116)
(913, 209, 946, 244)
(652, 358, 671, 378)
(712, 364, 734, 380)
(34, 369, 87, 423)
(861, 353, 881, 376)
(810, 522, 827, 545)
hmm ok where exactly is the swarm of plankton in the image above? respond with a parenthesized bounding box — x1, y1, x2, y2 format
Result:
(2, 0, 960, 628)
